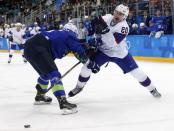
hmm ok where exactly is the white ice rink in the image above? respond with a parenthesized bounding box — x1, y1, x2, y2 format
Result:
(0, 52, 174, 131)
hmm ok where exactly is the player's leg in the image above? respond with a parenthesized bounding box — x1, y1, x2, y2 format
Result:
(34, 75, 52, 104)
(24, 34, 54, 105)
(23, 54, 53, 105)
(18, 44, 27, 63)
(46, 71, 77, 114)
(68, 51, 109, 97)
(24, 34, 77, 114)
(68, 64, 92, 97)
(8, 44, 15, 63)
(130, 68, 161, 97)
(30, 53, 75, 108)
(112, 53, 161, 98)
(8, 37, 13, 63)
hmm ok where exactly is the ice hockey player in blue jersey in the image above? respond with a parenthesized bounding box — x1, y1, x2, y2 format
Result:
(24, 23, 96, 114)
(68, 4, 161, 99)
(150, 10, 166, 32)
(149, 10, 166, 38)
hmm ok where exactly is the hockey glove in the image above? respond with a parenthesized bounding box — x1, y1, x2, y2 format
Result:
(9, 36, 13, 42)
(74, 52, 88, 64)
(82, 43, 98, 58)
(91, 15, 110, 35)
(87, 35, 103, 47)
(87, 60, 100, 74)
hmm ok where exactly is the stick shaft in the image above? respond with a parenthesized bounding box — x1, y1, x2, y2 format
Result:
(46, 61, 81, 93)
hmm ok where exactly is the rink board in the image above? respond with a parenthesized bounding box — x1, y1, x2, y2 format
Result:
(1, 35, 174, 63)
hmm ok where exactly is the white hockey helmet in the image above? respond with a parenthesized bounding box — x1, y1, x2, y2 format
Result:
(15, 23, 22, 27)
(115, 4, 129, 19)
(7, 24, 10, 28)
(84, 15, 88, 19)
(63, 22, 78, 36)
(4, 24, 8, 28)
(132, 23, 138, 28)
(140, 22, 145, 27)
(34, 22, 38, 25)
(10, 23, 15, 27)
(22, 24, 26, 28)
(59, 24, 63, 29)
(35, 26, 40, 31)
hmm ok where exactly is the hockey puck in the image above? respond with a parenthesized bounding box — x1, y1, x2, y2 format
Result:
(24, 124, 31, 128)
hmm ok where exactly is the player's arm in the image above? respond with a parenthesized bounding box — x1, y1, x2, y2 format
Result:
(113, 25, 129, 44)
(67, 36, 100, 73)
(67, 35, 88, 63)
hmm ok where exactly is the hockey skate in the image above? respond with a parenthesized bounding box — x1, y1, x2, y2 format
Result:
(68, 85, 83, 97)
(8, 59, 11, 64)
(57, 96, 77, 115)
(23, 58, 27, 63)
(150, 88, 161, 98)
(34, 84, 52, 105)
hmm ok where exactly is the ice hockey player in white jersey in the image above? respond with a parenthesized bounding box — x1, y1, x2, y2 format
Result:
(8, 23, 27, 63)
(68, 4, 161, 98)
(30, 22, 41, 36)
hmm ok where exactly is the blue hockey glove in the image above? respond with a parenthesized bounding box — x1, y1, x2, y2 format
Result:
(87, 60, 100, 74)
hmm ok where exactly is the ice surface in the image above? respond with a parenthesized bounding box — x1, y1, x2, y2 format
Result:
(0, 53, 174, 131)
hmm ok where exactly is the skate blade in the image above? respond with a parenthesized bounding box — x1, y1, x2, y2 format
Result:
(33, 101, 51, 105)
(153, 94, 162, 98)
(151, 92, 162, 98)
(61, 108, 78, 115)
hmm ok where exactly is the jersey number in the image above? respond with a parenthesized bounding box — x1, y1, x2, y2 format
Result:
(121, 27, 128, 34)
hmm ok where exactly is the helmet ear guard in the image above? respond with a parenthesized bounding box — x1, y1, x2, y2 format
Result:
(115, 4, 129, 19)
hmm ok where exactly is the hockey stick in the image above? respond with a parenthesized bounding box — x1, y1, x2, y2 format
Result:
(45, 61, 81, 93)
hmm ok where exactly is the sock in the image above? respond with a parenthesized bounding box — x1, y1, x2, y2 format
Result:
(47, 70, 66, 97)
(77, 75, 90, 88)
(37, 76, 49, 93)
(139, 77, 155, 91)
